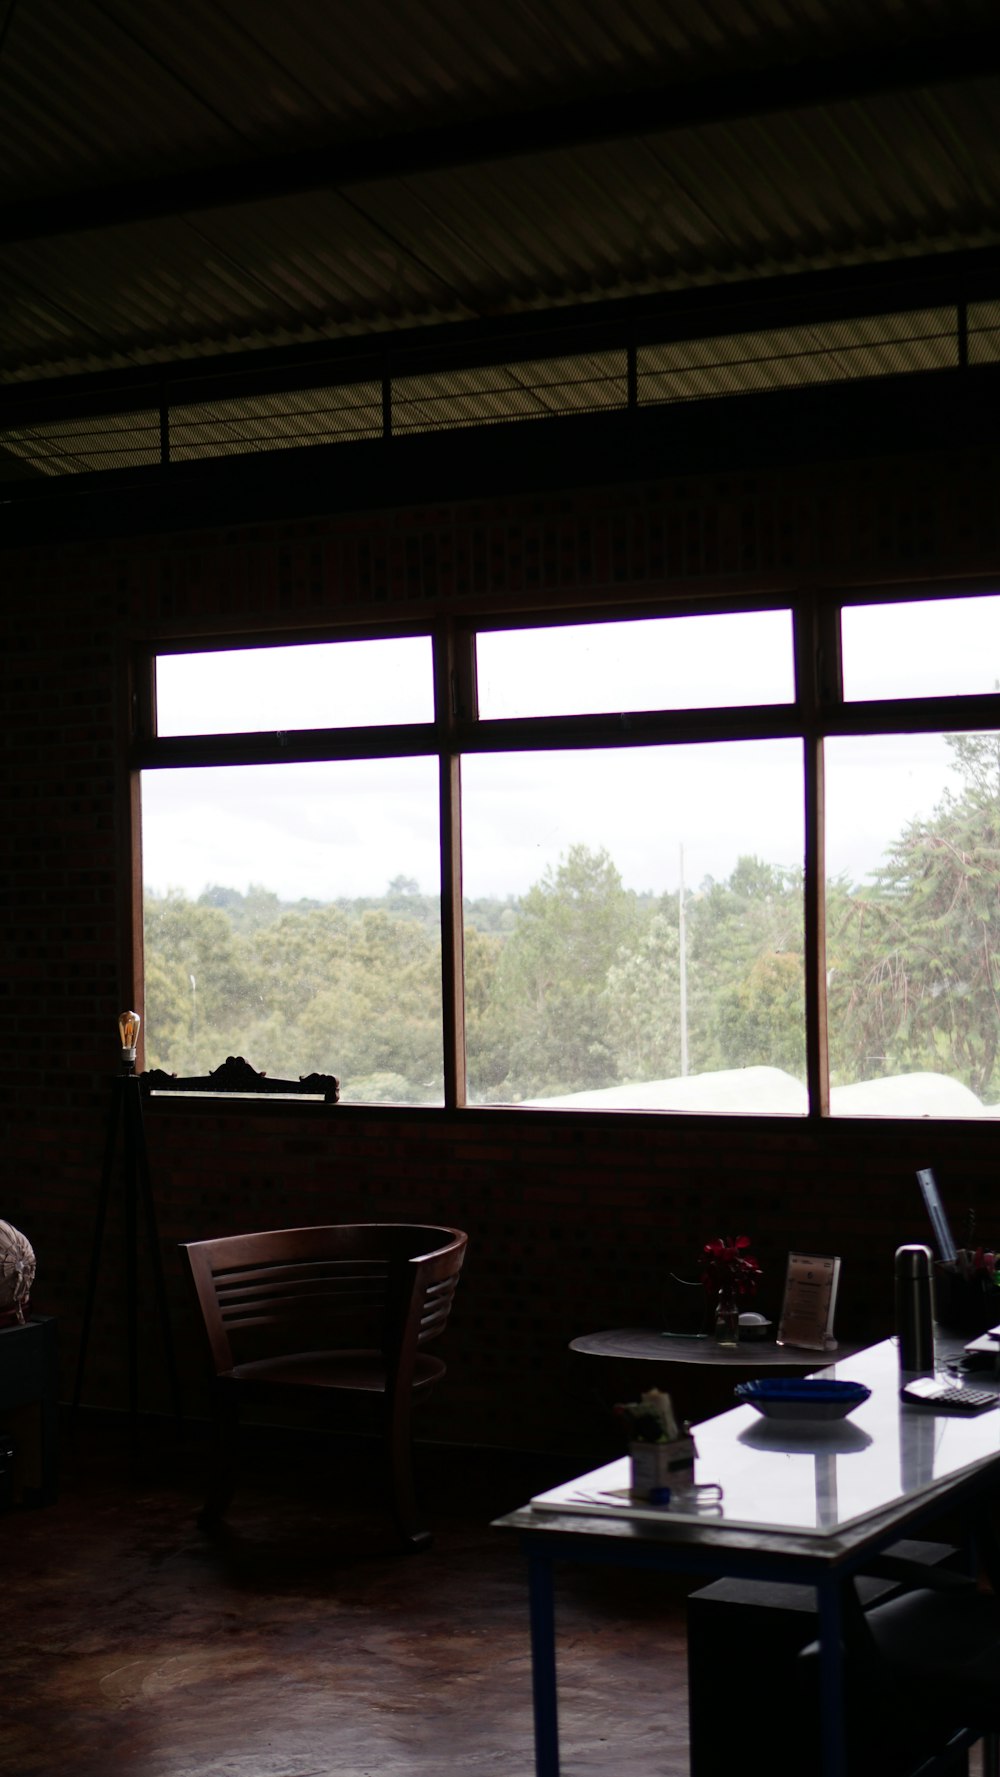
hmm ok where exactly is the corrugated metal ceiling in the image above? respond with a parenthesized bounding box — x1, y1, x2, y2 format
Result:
(1, 0, 999, 481)
(6, 0, 964, 196)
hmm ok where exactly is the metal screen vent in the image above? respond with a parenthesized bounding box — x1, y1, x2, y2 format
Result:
(168, 381, 383, 462)
(0, 302, 985, 484)
(968, 301, 1000, 364)
(638, 309, 958, 405)
(391, 351, 628, 434)
(0, 408, 161, 478)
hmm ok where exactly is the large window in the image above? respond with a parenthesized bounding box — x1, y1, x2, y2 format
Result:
(828, 589, 1000, 1118)
(461, 740, 804, 1107)
(132, 591, 1000, 1117)
(143, 757, 443, 1103)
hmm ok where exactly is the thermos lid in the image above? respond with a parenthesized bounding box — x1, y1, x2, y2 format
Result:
(895, 1242, 932, 1276)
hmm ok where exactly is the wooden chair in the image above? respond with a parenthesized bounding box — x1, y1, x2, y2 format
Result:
(181, 1222, 467, 1549)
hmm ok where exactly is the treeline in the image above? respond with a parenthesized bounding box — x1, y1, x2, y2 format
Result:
(143, 734, 1000, 1105)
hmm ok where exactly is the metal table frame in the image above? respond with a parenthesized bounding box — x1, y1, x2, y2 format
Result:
(496, 1357, 1000, 1777)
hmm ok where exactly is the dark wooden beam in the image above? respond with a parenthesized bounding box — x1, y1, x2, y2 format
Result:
(0, 444, 46, 478)
(1, 31, 999, 243)
(3, 360, 1000, 555)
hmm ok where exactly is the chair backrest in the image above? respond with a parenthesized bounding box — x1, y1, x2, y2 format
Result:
(181, 1223, 467, 1378)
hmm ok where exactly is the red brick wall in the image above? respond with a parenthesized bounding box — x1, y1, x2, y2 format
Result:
(3, 448, 999, 1457)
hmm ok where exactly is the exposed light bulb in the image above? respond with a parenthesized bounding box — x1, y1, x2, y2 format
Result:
(118, 1010, 141, 1066)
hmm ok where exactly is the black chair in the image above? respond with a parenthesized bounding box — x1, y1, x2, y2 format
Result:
(796, 1529, 1000, 1776)
(687, 1539, 963, 1777)
(181, 1222, 467, 1549)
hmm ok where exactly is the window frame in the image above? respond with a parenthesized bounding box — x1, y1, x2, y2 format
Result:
(125, 580, 1000, 1118)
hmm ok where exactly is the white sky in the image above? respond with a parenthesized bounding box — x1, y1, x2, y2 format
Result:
(143, 597, 1000, 903)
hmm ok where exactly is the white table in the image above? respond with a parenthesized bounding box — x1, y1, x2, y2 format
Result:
(495, 1338, 1000, 1777)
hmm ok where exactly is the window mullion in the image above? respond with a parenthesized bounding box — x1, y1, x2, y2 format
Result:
(434, 621, 467, 1109)
(795, 596, 836, 1118)
(803, 733, 829, 1117)
(121, 643, 148, 1069)
(439, 753, 466, 1109)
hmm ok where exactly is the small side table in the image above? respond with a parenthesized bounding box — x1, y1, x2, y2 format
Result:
(569, 1327, 851, 1435)
(0, 1315, 58, 1504)
(570, 1328, 846, 1368)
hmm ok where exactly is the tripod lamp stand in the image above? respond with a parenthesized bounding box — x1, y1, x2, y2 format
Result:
(73, 1012, 181, 1423)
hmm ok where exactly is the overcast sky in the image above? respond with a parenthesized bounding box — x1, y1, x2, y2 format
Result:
(143, 596, 1000, 903)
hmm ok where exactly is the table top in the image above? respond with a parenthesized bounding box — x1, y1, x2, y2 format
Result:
(569, 1327, 846, 1368)
(498, 1338, 1000, 1569)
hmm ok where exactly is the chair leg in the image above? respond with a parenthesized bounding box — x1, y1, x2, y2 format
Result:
(198, 1395, 239, 1529)
(386, 1391, 430, 1551)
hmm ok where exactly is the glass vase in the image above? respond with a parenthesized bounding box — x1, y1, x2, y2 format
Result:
(714, 1292, 740, 1347)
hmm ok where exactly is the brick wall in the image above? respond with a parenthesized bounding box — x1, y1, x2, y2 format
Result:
(2, 446, 999, 1458)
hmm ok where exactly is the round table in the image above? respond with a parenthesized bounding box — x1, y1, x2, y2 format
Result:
(568, 1327, 854, 1439)
(569, 1327, 846, 1368)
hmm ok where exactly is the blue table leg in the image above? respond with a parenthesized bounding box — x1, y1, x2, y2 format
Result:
(528, 1549, 560, 1777)
(816, 1576, 846, 1777)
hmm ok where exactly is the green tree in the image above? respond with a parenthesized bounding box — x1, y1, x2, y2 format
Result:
(298, 909, 443, 1097)
(232, 903, 354, 1077)
(686, 857, 804, 1076)
(143, 892, 264, 1073)
(198, 882, 285, 932)
(605, 909, 682, 1081)
(463, 925, 507, 1097)
(828, 732, 1000, 1098)
(144, 891, 445, 1097)
(485, 844, 640, 1098)
(716, 949, 805, 1075)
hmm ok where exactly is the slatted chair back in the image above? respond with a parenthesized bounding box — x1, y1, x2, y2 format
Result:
(183, 1223, 467, 1379)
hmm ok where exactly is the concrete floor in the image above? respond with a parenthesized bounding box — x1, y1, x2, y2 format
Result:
(3, 1415, 693, 1777)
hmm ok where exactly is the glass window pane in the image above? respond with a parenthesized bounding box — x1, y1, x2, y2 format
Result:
(476, 610, 794, 718)
(156, 636, 434, 736)
(825, 731, 1000, 1117)
(142, 758, 442, 1105)
(842, 595, 1000, 701)
(462, 740, 805, 1112)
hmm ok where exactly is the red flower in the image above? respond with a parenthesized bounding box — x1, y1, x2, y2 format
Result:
(700, 1235, 761, 1302)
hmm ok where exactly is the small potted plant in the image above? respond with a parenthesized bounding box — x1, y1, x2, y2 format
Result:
(614, 1388, 696, 1499)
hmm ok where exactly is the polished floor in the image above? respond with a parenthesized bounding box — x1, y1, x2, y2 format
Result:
(3, 1414, 692, 1777)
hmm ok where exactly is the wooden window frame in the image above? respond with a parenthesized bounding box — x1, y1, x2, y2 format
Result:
(123, 581, 1000, 1118)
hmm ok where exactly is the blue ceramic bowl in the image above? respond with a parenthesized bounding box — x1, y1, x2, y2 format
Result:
(734, 1377, 871, 1421)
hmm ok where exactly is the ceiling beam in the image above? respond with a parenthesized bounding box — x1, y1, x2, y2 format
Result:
(2, 29, 1000, 244)
(3, 364, 999, 550)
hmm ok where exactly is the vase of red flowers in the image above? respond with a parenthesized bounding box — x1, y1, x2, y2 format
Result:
(701, 1235, 762, 1346)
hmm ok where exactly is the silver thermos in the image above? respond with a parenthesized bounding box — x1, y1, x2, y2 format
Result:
(895, 1243, 935, 1374)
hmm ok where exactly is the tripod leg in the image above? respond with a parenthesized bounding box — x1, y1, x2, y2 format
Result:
(124, 1088, 139, 1425)
(128, 1081, 183, 1423)
(73, 1078, 122, 1411)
